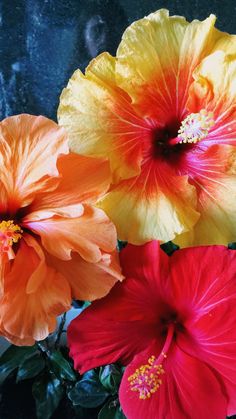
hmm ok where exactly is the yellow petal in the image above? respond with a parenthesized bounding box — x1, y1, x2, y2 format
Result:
(175, 175, 236, 247)
(175, 145, 236, 247)
(188, 50, 236, 112)
(98, 163, 199, 244)
(116, 10, 220, 119)
(58, 52, 150, 183)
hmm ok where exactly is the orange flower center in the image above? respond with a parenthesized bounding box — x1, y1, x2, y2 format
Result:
(177, 109, 214, 144)
(0, 220, 23, 257)
(128, 323, 174, 400)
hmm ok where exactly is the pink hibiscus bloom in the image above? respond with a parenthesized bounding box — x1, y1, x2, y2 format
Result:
(68, 242, 236, 418)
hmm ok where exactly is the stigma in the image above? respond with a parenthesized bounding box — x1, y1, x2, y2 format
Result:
(128, 355, 165, 399)
(0, 220, 23, 258)
(177, 109, 214, 144)
(128, 323, 175, 400)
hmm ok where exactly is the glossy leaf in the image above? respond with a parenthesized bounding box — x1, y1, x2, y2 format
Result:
(68, 376, 109, 408)
(16, 353, 45, 382)
(161, 241, 179, 255)
(49, 349, 76, 382)
(98, 399, 126, 419)
(32, 373, 64, 419)
(117, 240, 127, 252)
(99, 364, 122, 394)
(0, 344, 37, 385)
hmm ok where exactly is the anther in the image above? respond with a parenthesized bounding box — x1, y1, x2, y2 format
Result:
(177, 109, 214, 144)
(0, 220, 23, 258)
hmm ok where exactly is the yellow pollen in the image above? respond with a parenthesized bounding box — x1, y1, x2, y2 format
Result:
(128, 355, 165, 400)
(177, 109, 214, 144)
(0, 220, 23, 256)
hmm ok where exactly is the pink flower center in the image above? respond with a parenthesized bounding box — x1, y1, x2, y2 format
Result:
(175, 109, 214, 145)
(128, 323, 175, 400)
(0, 220, 23, 259)
(151, 109, 215, 160)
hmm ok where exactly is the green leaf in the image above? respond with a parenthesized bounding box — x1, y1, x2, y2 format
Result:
(32, 373, 64, 419)
(0, 344, 37, 385)
(161, 241, 179, 255)
(68, 377, 109, 408)
(99, 364, 122, 394)
(117, 240, 127, 252)
(16, 353, 45, 382)
(98, 399, 126, 419)
(48, 349, 76, 382)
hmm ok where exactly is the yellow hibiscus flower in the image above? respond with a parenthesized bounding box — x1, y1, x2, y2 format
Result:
(58, 9, 236, 246)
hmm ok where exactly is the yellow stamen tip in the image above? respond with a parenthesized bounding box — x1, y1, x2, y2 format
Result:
(128, 355, 165, 400)
(177, 109, 214, 144)
(0, 220, 23, 256)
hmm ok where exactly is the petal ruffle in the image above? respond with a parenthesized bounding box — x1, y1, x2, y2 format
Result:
(68, 243, 175, 373)
(0, 114, 68, 212)
(29, 153, 111, 211)
(98, 161, 199, 243)
(116, 10, 220, 120)
(188, 51, 236, 146)
(0, 238, 71, 345)
(46, 250, 123, 301)
(119, 343, 227, 419)
(175, 172, 236, 246)
(23, 204, 117, 263)
(58, 52, 151, 183)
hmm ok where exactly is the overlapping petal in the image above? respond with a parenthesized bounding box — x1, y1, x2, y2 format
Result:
(0, 114, 68, 212)
(46, 250, 123, 301)
(68, 243, 236, 417)
(98, 161, 199, 243)
(23, 205, 116, 263)
(29, 152, 112, 211)
(0, 238, 71, 346)
(0, 114, 122, 345)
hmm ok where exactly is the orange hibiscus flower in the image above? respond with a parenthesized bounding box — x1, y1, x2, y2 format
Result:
(58, 9, 236, 246)
(0, 114, 123, 345)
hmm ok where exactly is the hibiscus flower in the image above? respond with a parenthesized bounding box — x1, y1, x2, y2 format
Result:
(68, 242, 236, 418)
(58, 9, 236, 246)
(0, 114, 123, 345)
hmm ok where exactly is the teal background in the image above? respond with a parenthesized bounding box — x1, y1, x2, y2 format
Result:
(0, 0, 235, 120)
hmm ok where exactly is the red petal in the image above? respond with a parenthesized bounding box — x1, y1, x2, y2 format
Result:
(119, 343, 227, 419)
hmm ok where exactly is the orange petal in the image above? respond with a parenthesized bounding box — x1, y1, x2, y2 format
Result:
(0, 239, 71, 345)
(23, 204, 117, 263)
(0, 114, 68, 213)
(46, 250, 124, 301)
(29, 153, 111, 212)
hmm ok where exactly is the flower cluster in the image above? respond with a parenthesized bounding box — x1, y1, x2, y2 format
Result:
(1, 8, 236, 419)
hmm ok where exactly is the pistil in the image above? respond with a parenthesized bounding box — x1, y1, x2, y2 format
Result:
(128, 323, 175, 400)
(0, 220, 23, 259)
(169, 109, 214, 146)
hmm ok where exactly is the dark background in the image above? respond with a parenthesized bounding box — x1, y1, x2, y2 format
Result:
(0, 0, 236, 121)
(0, 1, 236, 418)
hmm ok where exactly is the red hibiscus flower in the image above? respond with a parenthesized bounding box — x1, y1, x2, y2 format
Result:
(68, 242, 236, 418)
